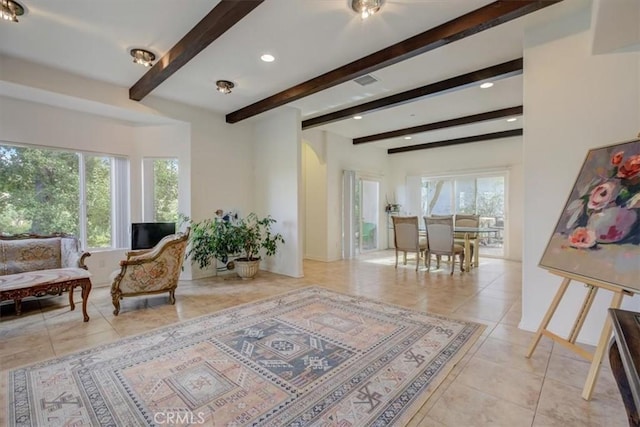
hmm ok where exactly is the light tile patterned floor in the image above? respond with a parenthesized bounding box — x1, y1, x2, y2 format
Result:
(0, 251, 628, 426)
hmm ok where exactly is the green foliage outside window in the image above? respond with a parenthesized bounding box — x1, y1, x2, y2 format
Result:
(0, 144, 113, 248)
(0, 145, 80, 235)
(153, 159, 179, 222)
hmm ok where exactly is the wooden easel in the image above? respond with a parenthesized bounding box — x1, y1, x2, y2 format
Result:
(526, 269, 633, 400)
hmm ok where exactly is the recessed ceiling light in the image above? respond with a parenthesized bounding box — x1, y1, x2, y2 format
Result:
(260, 54, 275, 63)
(480, 82, 494, 89)
(353, 115, 363, 120)
(506, 117, 517, 122)
(404, 136, 412, 140)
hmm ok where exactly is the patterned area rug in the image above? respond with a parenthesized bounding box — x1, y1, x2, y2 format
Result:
(7, 287, 484, 426)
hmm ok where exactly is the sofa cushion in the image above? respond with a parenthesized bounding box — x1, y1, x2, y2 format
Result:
(0, 238, 62, 275)
(0, 268, 91, 292)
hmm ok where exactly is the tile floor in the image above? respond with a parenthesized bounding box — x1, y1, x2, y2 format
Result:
(0, 251, 628, 426)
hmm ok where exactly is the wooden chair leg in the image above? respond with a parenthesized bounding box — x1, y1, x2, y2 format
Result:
(460, 252, 465, 272)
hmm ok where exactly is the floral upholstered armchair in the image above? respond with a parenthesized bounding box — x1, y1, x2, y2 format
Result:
(110, 228, 189, 315)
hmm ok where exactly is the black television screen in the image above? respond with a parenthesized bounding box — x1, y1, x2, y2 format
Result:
(131, 222, 176, 250)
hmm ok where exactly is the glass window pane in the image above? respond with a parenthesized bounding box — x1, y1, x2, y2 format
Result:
(0, 144, 79, 235)
(422, 179, 453, 216)
(477, 176, 505, 224)
(153, 159, 179, 222)
(455, 178, 476, 214)
(85, 156, 112, 248)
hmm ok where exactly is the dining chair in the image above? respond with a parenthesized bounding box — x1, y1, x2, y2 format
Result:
(392, 216, 428, 271)
(454, 214, 480, 268)
(424, 216, 465, 275)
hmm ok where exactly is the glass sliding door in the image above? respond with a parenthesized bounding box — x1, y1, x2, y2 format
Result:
(421, 172, 506, 257)
(359, 179, 379, 252)
(353, 177, 380, 254)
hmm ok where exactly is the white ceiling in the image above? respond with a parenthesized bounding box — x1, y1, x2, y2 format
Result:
(0, 0, 581, 151)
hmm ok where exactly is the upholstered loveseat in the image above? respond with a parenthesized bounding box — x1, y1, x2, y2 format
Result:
(0, 234, 92, 322)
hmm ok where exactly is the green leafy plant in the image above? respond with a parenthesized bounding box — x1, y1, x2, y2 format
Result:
(186, 212, 284, 269)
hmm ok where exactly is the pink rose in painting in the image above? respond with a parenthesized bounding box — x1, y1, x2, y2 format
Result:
(617, 154, 640, 179)
(587, 181, 618, 210)
(611, 151, 624, 166)
(568, 227, 596, 249)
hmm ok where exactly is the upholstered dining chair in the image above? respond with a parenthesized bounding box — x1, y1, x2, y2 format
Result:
(392, 216, 428, 271)
(424, 216, 465, 275)
(454, 214, 480, 268)
(110, 228, 190, 315)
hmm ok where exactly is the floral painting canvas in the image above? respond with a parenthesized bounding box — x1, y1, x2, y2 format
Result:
(540, 139, 640, 292)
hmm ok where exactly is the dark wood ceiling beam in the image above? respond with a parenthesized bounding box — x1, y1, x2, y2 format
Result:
(226, 0, 562, 123)
(354, 106, 523, 144)
(387, 129, 523, 154)
(302, 59, 522, 129)
(129, 0, 264, 101)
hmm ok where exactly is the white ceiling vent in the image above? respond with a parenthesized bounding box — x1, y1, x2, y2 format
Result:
(353, 74, 378, 86)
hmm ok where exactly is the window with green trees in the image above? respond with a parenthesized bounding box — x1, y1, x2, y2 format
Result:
(153, 159, 179, 222)
(0, 143, 128, 249)
(143, 158, 179, 223)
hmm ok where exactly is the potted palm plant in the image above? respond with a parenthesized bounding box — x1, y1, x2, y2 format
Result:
(187, 211, 284, 280)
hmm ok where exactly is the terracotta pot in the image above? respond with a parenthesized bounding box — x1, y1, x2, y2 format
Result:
(235, 259, 260, 280)
(587, 206, 638, 243)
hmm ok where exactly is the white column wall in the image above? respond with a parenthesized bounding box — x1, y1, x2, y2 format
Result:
(253, 108, 303, 278)
(521, 4, 640, 344)
(302, 143, 329, 261)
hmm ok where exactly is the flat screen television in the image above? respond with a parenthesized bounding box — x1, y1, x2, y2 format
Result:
(131, 222, 176, 250)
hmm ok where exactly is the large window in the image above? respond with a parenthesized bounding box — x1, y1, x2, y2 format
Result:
(421, 172, 506, 256)
(0, 143, 129, 249)
(143, 158, 179, 222)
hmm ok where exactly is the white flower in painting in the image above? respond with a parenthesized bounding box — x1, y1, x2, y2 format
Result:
(626, 193, 640, 209)
(565, 198, 584, 230)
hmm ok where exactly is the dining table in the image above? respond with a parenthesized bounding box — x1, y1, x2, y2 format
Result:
(454, 226, 502, 272)
(420, 226, 502, 272)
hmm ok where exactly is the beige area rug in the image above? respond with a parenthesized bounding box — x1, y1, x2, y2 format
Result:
(7, 287, 484, 426)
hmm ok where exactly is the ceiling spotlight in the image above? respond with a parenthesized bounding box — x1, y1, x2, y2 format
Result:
(480, 82, 494, 89)
(351, 0, 383, 19)
(216, 80, 235, 94)
(260, 54, 275, 63)
(507, 117, 517, 122)
(130, 49, 156, 67)
(353, 115, 363, 120)
(404, 136, 412, 140)
(1, 0, 24, 23)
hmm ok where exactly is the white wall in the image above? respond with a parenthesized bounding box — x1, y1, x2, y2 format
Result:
(0, 57, 257, 282)
(302, 142, 329, 261)
(521, 3, 640, 345)
(253, 108, 303, 277)
(388, 137, 524, 261)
